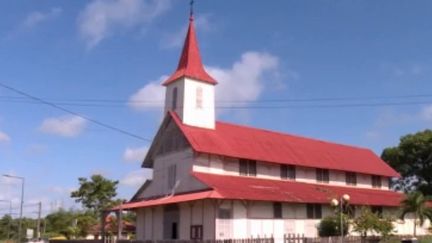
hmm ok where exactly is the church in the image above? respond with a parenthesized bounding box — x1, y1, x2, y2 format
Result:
(116, 10, 429, 241)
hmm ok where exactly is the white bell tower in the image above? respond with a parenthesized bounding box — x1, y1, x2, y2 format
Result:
(162, 14, 216, 129)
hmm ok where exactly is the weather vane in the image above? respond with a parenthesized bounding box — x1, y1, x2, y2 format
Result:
(190, 0, 194, 19)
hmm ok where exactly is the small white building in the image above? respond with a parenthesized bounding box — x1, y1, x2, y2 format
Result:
(118, 12, 430, 241)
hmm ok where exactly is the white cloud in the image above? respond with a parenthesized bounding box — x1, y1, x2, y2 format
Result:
(421, 105, 432, 122)
(39, 115, 87, 137)
(22, 7, 62, 29)
(161, 15, 212, 48)
(128, 51, 280, 111)
(128, 75, 167, 110)
(120, 169, 152, 187)
(123, 146, 149, 162)
(209, 51, 279, 103)
(78, 0, 172, 48)
(47, 186, 75, 195)
(0, 131, 10, 143)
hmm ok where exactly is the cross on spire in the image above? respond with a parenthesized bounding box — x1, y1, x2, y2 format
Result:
(190, 0, 194, 20)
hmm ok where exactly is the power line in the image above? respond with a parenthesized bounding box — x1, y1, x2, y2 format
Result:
(0, 95, 431, 109)
(0, 82, 152, 142)
(2, 93, 432, 104)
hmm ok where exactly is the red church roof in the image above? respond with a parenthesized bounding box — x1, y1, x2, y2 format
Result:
(193, 172, 403, 207)
(116, 173, 403, 210)
(162, 16, 217, 86)
(168, 112, 400, 178)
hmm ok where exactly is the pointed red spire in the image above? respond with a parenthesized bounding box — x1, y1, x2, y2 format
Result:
(162, 16, 217, 86)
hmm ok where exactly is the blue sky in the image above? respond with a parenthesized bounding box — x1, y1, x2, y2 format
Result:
(1, 0, 432, 217)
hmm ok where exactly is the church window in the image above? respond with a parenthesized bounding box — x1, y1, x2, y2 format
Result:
(306, 204, 322, 219)
(172, 87, 178, 110)
(273, 202, 282, 219)
(190, 225, 203, 240)
(316, 168, 329, 183)
(346, 172, 357, 186)
(281, 165, 296, 180)
(218, 208, 232, 219)
(196, 87, 203, 109)
(168, 164, 177, 189)
(239, 159, 257, 176)
(372, 175, 382, 188)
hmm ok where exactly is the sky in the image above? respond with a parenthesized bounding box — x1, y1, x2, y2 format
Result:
(1, 0, 432, 217)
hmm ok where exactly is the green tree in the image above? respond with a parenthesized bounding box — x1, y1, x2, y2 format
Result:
(400, 191, 432, 237)
(75, 211, 98, 238)
(70, 174, 119, 215)
(44, 209, 76, 239)
(318, 214, 349, 237)
(0, 215, 14, 240)
(43, 209, 98, 239)
(381, 130, 432, 194)
(0, 216, 39, 242)
(352, 207, 394, 239)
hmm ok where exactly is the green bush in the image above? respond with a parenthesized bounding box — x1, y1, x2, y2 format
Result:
(352, 207, 394, 238)
(318, 215, 348, 237)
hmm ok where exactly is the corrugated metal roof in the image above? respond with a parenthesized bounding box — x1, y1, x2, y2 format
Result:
(169, 112, 400, 177)
(113, 190, 220, 210)
(193, 172, 403, 206)
(117, 172, 404, 209)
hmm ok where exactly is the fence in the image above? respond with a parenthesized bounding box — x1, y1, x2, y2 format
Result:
(49, 235, 428, 243)
(117, 238, 275, 243)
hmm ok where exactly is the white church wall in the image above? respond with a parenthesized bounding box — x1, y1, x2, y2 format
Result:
(182, 78, 215, 129)
(203, 200, 217, 240)
(384, 208, 430, 236)
(166, 77, 216, 129)
(330, 170, 345, 186)
(165, 79, 185, 118)
(357, 173, 372, 189)
(179, 203, 191, 240)
(258, 162, 280, 180)
(136, 201, 431, 241)
(143, 208, 153, 240)
(135, 208, 145, 240)
(139, 148, 208, 199)
(214, 201, 331, 240)
(137, 201, 216, 241)
(135, 206, 169, 240)
(295, 166, 316, 184)
(192, 153, 391, 191)
(232, 201, 248, 239)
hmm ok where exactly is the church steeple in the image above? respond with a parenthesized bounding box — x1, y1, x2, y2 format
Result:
(162, 13, 216, 85)
(163, 7, 216, 130)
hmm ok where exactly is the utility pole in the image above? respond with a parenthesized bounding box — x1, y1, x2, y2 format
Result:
(36, 202, 42, 240)
(3, 174, 25, 243)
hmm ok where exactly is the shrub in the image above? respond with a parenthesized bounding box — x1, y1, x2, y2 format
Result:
(318, 215, 348, 237)
(352, 207, 394, 238)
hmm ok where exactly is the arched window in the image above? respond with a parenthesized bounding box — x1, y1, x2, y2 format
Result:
(172, 87, 178, 110)
(196, 87, 203, 109)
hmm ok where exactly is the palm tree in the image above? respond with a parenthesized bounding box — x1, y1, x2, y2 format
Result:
(400, 191, 432, 237)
